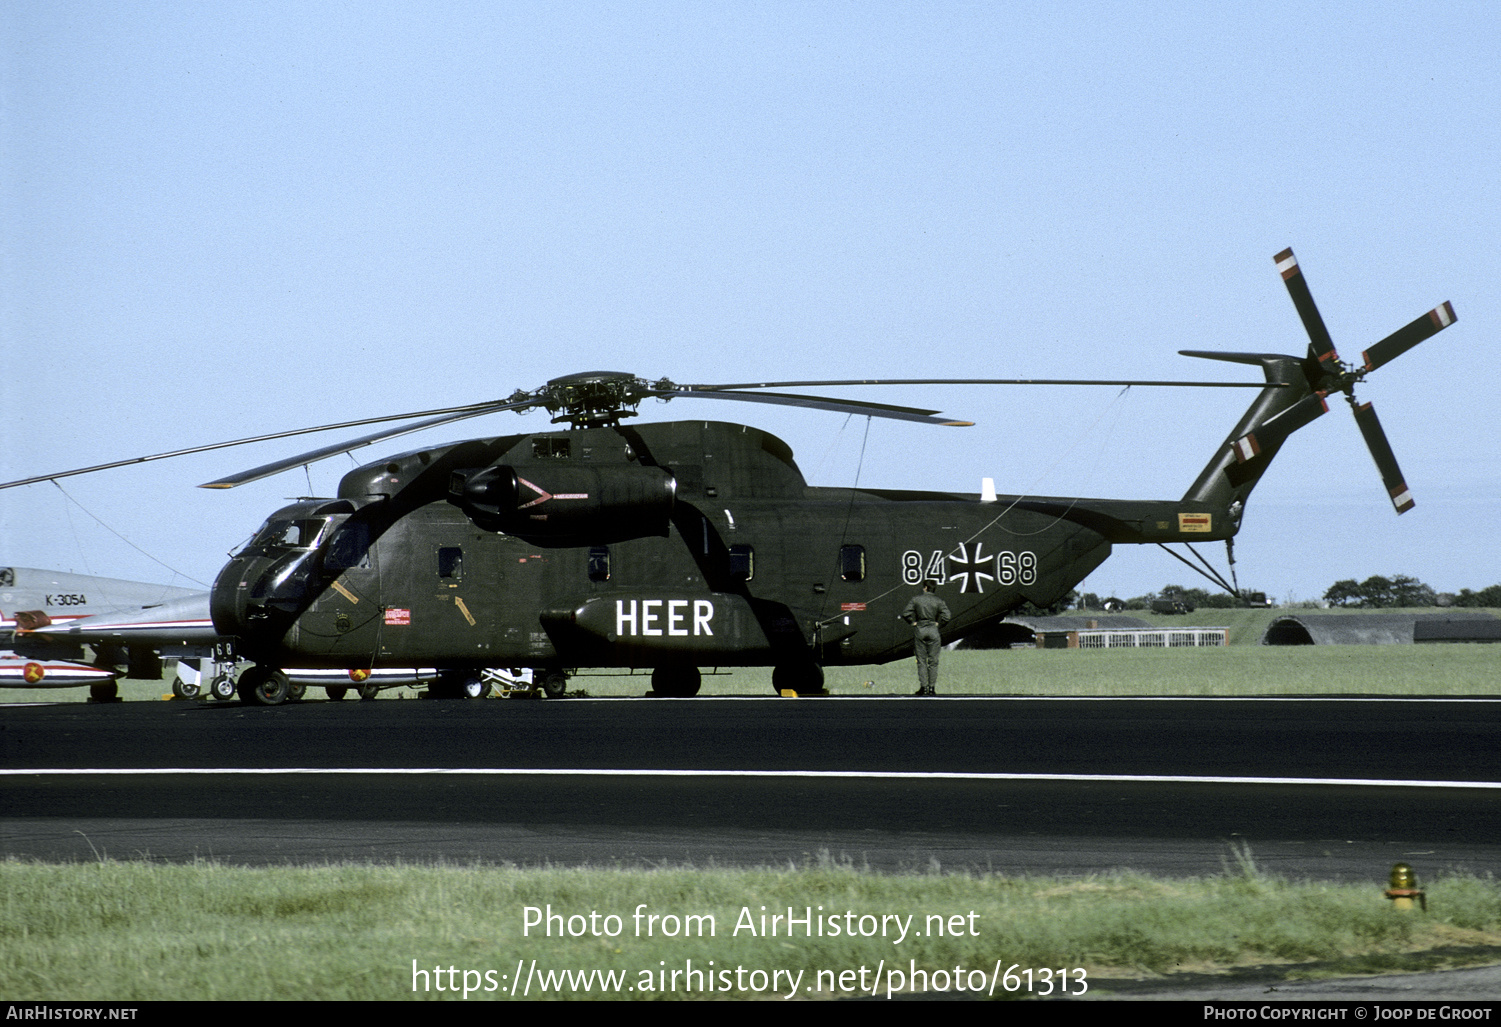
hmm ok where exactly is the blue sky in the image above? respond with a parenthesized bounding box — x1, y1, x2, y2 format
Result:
(3, 2, 1497, 603)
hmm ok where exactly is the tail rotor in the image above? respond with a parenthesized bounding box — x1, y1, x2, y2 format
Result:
(1236, 248, 1455, 515)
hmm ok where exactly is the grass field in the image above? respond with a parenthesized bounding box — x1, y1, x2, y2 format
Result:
(3, 857, 1499, 1001)
(647, 643, 1501, 698)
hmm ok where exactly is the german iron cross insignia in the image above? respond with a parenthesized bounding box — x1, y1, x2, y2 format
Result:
(946, 542, 996, 593)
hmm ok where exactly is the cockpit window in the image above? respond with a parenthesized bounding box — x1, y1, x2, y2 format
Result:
(251, 518, 326, 551)
(324, 521, 372, 571)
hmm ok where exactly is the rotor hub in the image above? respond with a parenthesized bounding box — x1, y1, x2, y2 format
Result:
(533, 371, 650, 428)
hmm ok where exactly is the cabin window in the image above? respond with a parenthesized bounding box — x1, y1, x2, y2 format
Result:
(437, 546, 463, 580)
(840, 544, 866, 582)
(588, 546, 610, 582)
(729, 544, 754, 581)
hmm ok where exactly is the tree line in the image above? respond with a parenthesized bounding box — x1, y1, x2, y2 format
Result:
(1079, 585, 1248, 612)
(1321, 575, 1501, 609)
(1072, 576, 1501, 613)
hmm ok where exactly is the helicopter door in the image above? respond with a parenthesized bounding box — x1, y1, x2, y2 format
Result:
(498, 543, 556, 662)
(428, 539, 504, 660)
(298, 517, 382, 661)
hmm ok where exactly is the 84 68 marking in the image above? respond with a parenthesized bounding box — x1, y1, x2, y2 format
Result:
(901, 549, 1036, 591)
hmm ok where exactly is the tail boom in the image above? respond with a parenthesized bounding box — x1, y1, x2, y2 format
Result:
(1179, 351, 1315, 518)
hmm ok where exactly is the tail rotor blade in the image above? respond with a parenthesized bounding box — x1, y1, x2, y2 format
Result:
(1275, 248, 1340, 366)
(1230, 391, 1328, 463)
(1362, 302, 1457, 373)
(1351, 401, 1414, 514)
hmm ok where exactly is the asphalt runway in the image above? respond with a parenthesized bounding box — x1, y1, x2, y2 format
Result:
(4, 695, 1500, 880)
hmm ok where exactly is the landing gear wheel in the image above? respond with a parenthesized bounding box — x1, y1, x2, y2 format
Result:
(325, 686, 348, 701)
(540, 670, 568, 699)
(172, 677, 200, 700)
(651, 666, 702, 697)
(286, 679, 306, 702)
(88, 681, 119, 702)
(210, 674, 237, 701)
(429, 671, 477, 699)
(238, 666, 291, 706)
(772, 663, 825, 696)
(358, 682, 381, 700)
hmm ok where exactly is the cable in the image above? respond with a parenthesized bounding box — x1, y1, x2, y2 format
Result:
(50, 481, 212, 587)
(963, 385, 1136, 545)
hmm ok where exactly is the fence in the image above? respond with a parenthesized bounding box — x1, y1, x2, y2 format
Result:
(1036, 628, 1229, 649)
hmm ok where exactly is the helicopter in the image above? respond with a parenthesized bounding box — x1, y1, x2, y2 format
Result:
(2, 249, 1457, 703)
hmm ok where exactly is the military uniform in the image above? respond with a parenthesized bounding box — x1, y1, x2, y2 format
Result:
(901, 587, 952, 695)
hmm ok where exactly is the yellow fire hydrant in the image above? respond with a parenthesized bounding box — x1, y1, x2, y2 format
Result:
(1384, 862, 1427, 911)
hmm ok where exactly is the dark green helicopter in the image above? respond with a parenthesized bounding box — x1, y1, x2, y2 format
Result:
(2, 249, 1458, 703)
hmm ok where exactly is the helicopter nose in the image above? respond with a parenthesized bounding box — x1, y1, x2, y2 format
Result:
(211, 552, 309, 637)
(212, 555, 314, 663)
(210, 558, 256, 637)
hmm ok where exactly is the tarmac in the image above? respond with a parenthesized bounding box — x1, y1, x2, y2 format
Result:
(1091, 961, 1501, 1002)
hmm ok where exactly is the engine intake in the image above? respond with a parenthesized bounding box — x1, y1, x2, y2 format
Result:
(449, 464, 676, 541)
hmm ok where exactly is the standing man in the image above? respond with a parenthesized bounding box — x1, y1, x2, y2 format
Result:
(901, 580, 951, 696)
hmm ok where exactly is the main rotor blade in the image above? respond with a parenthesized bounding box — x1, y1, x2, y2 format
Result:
(1229, 392, 1329, 463)
(1362, 302, 1457, 373)
(0, 399, 523, 492)
(688, 377, 1275, 390)
(652, 387, 971, 426)
(199, 401, 532, 489)
(1274, 248, 1340, 367)
(1351, 400, 1414, 514)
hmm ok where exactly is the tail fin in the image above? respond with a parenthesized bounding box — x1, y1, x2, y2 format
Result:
(1179, 351, 1318, 513)
(1180, 248, 1456, 521)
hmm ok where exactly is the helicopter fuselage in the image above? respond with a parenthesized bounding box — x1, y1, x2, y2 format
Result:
(210, 419, 1232, 688)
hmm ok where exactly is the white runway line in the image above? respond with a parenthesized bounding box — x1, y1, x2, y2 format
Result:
(4, 767, 1500, 789)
